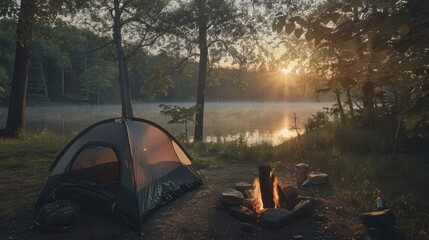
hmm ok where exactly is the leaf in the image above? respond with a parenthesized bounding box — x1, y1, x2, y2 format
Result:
(288, 16, 301, 24)
(330, 12, 340, 23)
(276, 22, 284, 34)
(305, 31, 314, 41)
(350, 0, 362, 8)
(285, 22, 295, 34)
(342, 4, 353, 12)
(315, 36, 323, 46)
(272, 19, 277, 32)
(397, 25, 410, 35)
(294, 28, 304, 39)
(321, 14, 331, 25)
(295, 17, 307, 27)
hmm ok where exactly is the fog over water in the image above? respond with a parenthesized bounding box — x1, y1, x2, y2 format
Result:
(0, 102, 332, 145)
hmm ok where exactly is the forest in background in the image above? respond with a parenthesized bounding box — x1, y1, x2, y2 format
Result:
(0, 0, 428, 143)
(0, 18, 326, 106)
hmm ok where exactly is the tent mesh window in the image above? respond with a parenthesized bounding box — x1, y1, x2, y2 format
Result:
(70, 145, 119, 184)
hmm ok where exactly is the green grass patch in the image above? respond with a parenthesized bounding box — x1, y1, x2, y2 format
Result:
(0, 131, 69, 220)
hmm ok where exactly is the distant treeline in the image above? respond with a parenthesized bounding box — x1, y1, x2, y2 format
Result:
(0, 19, 326, 106)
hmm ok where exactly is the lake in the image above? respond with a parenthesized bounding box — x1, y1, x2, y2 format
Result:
(0, 102, 332, 145)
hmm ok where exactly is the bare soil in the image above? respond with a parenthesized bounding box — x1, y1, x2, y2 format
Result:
(1, 162, 367, 240)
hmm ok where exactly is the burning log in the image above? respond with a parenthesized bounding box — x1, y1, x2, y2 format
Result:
(258, 166, 276, 209)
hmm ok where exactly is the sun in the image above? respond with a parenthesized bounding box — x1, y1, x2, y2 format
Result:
(280, 67, 293, 75)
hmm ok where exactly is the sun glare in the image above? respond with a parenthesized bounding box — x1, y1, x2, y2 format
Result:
(280, 67, 293, 75)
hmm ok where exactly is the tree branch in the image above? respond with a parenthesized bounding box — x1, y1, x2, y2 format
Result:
(79, 40, 114, 54)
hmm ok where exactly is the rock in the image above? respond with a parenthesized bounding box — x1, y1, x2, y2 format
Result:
(219, 188, 244, 206)
(236, 182, 253, 193)
(293, 235, 304, 240)
(292, 200, 313, 218)
(239, 223, 253, 233)
(282, 186, 299, 198)
(313, 212, 326, 222)
(361, 209, 396, 229)
(352, 231, 366, 240)
(229, 206, 258, 223)
(242, 198, 254, 210)
(308, 171, 329, 185)
(260, 208, 294, 229)
(243, 189, 254, 199)
(279, 185, 300, 209)
(297, 195, 315, 204)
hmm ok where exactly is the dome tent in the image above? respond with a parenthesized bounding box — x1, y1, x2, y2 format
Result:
(34, 117, 203, 232)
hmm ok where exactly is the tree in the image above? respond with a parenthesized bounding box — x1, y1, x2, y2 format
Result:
(159, 104, 198, 143)
(2, 0, 35, 136)
(166, 0, 271, 141)
(78, 0, 171, 117)
(273, 0, 429, 138)
(0, 0, 88, 136)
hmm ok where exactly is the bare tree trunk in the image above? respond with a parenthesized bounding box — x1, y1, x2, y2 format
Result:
(3, 0, 34, 137)
(362, 81, 374, 128)
(40, 58, 49, 99)
(194, 0, 208, 142)
(336, 92, 346, 125)
(346, 89, 354, 124)
(113, 0, 133, 118)
(61, 68, 65, 96)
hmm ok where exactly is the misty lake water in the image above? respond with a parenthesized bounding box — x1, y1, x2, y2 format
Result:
(0, 102, 332, 145)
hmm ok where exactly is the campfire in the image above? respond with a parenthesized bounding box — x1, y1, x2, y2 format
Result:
(252, 166, 281, 214)
(219, 165, 316, 230)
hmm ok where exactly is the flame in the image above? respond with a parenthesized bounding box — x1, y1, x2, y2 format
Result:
(252, 169, 281, 214)
(252, 178, 264, 214)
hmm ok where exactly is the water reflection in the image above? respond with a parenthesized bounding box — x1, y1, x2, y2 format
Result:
(0, 102, 332, 145)
(205, 128, 298, 146)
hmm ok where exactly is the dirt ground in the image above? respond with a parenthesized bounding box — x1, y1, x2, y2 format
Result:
(1, 163, 368, 240)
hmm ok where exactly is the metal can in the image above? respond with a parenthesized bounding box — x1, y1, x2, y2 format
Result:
(376, 197, 386, 210)
(295, 163, 309, 185)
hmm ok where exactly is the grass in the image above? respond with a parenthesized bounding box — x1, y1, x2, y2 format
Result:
(1, 127, 428, 239)
(187, 124, 429, 239)
(0, 130, 69, 220)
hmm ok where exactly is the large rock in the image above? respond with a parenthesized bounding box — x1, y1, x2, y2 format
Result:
(282, 186, 299, 198)
(308, 171, 329, 185)
(229, 206, 258, 223)
(219, 188, 244, 206)
(260, 208, 294, 229)
(361, 209, 396, 229)
(279, 186, 299, 210)
(235, 182, 253, 193)
(292, 200, 313, 218)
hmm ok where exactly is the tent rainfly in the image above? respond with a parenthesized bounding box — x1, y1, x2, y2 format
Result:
(33, 117, 203, 232)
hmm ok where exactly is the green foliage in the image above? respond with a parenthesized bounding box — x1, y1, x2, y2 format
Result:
(79, 64, 116, 93)
(0, 66, 8, 103)
(159, 104, 199, 142)
(304, 110, 329, 132)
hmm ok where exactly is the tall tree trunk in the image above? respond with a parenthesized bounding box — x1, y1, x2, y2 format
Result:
(346, 88, 354, 124)
(336, 92, 346, 125)
(40, 58, 49, 99)
(113, 0, 133, 118)
(61, 68, 65, 96)
(3, 0, 34, 136)
(194, 0, 208, 142)
(362, 81, 374, 128)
